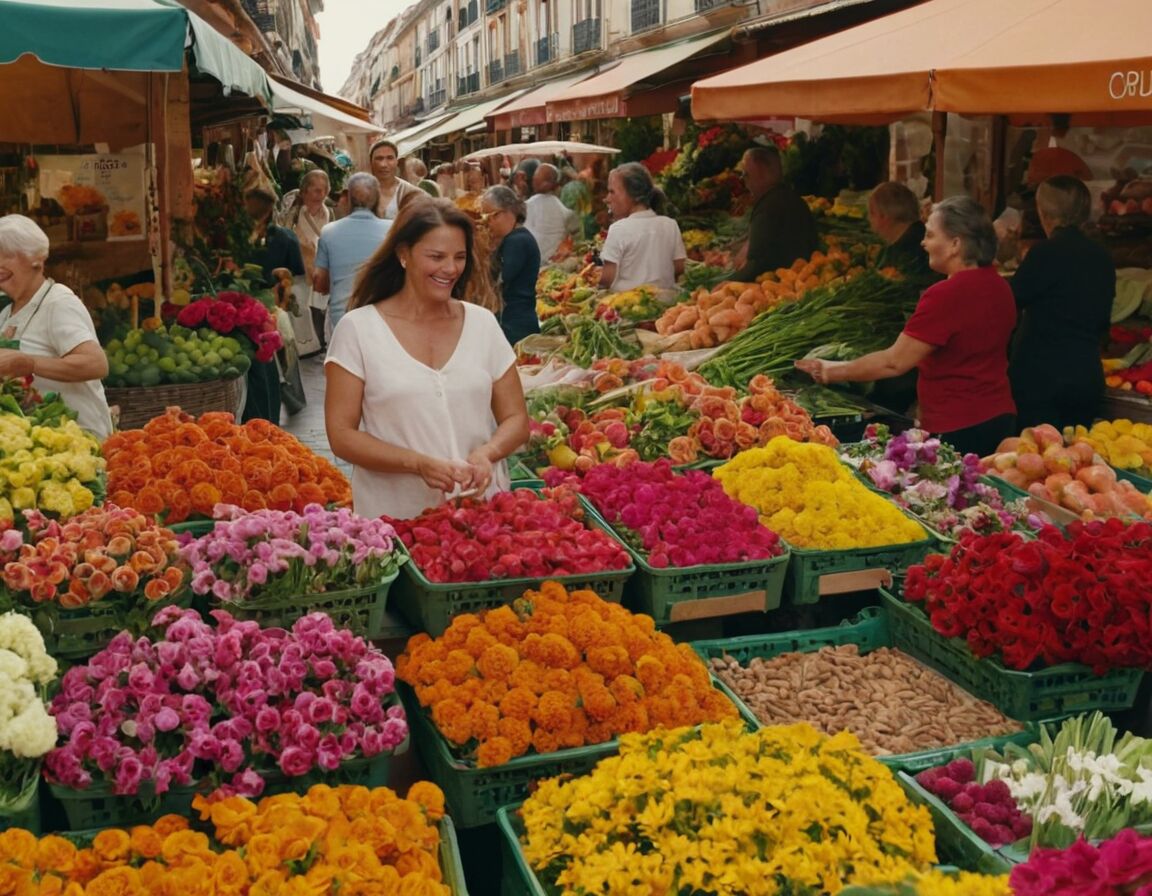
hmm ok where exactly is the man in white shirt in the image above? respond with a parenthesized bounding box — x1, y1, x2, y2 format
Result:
(524, 164, 580, 262)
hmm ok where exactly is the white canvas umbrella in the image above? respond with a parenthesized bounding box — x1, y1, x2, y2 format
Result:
(462, 140, 620, 161)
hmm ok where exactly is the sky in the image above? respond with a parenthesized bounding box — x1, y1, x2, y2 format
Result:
(316, 0, 411, 96)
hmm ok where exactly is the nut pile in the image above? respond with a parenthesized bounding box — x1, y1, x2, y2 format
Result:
(710, 644, 1020, 756)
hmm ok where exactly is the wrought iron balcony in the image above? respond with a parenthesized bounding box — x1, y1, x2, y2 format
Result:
(504, 50, 521, 78)
(631, 0, 661, 33)
(427, 31, 440, 53)
(572, 18, 601, 55)
(487, 59, 505, 85)
(535, 32, 559, 65)
(427, 88, 446, 109)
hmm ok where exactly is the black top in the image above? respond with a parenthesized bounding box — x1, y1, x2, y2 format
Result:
(251, 224, 306, 287)
(1008, 225, 1115, 387)
(496, 226, 541, 341)
(877, 220, 936, 283)
(731, 183, 820, 282)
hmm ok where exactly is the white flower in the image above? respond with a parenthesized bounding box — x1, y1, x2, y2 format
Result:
(1007, 771, 1048, 806)
(0, 613, 56, 685)
(0, 701, 57, 759)
(1037, 789, 1086, 830)
(1130, 767, 1152, 805)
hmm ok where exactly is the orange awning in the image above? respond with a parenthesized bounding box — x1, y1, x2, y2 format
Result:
(548, 30, 729, 122)
(692, 0, 1152, 123)
(488, 71, 600, 130)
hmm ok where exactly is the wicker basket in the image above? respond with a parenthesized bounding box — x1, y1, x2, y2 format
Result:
(106, 376, 244, 431)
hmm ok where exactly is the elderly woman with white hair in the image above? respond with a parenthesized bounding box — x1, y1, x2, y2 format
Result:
(0, 215, 112, 439)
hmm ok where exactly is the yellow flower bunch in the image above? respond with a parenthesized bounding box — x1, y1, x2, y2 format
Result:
(1066, 418, 1152, 475)
(680, 229, 714, 251)
(397, 582, 738, 767)
(519, 720, 937, 896)
(0, 415, 105, 522)
(0, 783, 449, 895)
(714, 438, 926, 549)
(843, 868, 1011, 895)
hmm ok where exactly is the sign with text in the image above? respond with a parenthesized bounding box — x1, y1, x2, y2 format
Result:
(37, 147, 146, 243)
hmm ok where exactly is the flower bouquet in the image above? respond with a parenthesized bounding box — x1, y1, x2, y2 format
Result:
(181, 503, 405, 637)
(1009, 828, 1152, 896)
(0, 612, 58, 829)
(45, 607, 409, 828)
(174, 291, 282, 363)
(0, 506, 187, 660)
(103, 409, 351, 524)
(842, 424, 1045, 540)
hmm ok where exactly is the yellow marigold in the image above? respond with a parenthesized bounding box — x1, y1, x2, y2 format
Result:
(91, 829, 131, 864)
(193, 794, 257, 847)
(127, 825, 164, 860)
(476, 642, 519, 680)
(406, 782, 446, 822)
(244, 833, 284, 877)
(35, 835, 77, 877)
(151, 815, 190, 837)
(212, 850, 250, 895)
(302, 783, 343, 820)
(0, 866, 34, 895)
(160, 829, 214, 867)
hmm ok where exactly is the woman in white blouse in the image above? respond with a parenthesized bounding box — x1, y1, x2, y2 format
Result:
(600, 162, 686, 293)
(282, 169, 331, 355)
(324, 199, 529, 519)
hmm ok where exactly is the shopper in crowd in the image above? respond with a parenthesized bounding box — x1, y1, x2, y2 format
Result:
(559, 160, 594, 240)
(731, 146, 819, 282)
(404, 157, 440, 197)
(481, 185, 541, 346)
(432, 163, 458, 200)
(524, 163, 580, 262)
(1008, 175, 1115, 430)
(324, 198, 529, 519)
(869, 181, 934, 281)
(510, 159, 539, 200)
(0, 215, 112, 439)
(313, 173, 390, 337)
(244, 185, 308, 422)
(796, 196, 1017, 456)
(282, 168, 331, 356)
(600, 162, 686, 293)
(368, 138, 421, 220)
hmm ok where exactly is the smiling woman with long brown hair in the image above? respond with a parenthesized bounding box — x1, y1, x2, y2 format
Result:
(324, 198, 529, 519)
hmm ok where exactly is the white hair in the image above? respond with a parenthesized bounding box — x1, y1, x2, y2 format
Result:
(0, 215, 50, 262)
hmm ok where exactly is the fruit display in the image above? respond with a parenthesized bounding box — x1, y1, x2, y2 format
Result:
(103, 324, 251, 387)
(979, 423, 1152, 519)
(0, 412, 105, 522)
(1066, 419, 1152, 477)
(535, 264, 602, 320)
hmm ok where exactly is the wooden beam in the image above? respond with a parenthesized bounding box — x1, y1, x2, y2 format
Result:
(931, 111, 947, 202)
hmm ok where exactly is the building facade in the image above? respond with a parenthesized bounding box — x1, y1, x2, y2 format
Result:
(238, 0, 325, 88)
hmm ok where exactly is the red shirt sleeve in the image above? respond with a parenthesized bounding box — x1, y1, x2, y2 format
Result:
(902, 280, 955, 348)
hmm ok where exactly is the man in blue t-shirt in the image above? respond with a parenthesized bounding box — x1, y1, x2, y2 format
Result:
(312, 173, 391, 337)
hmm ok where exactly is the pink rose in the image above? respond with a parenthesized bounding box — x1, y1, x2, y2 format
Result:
(113, 755, 145, 795)
(293, 723, 321, 752)
(231, 768, 265, 797)
(316, 735, 343, 770)
(278, 746, 314, 778)
(254, 707, 280, 734)
(153, 707, 181, 732)
(218, 738, 245, 772)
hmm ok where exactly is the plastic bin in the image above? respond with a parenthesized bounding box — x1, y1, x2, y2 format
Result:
(784, 533, 934, 605)
(1115, 466, 1152, 492)
(26, 594, 189, 662)
(391, 490, 634, 636)
(47, 781, 199, 832)
(260, 734, 408, 798)
(690, 607, 1034, 773)
(0, 763, 42, 835)
(897, 771, 1015, 874)
(400, 684, 618, 829)
(439, 815, 470, 895)
(881, 587, 1144, 721)
(578, 496, 790, 626)
(497, 805, 549, 896)
(218, 571, 398, 639)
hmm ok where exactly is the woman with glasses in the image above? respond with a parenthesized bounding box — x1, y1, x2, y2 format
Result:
(479, 185, 541, 346)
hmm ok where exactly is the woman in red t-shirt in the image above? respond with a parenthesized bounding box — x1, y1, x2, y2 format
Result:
(796, 196, 1016, 456)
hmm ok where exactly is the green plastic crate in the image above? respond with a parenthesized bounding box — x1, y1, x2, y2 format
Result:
(881, 587, 1144, 721)
(578, 495, 791, 626)
(260, 733, 408, 798)
(167, 519, 216, 536)
(24, 593, 189, 662)
(391, 492, 633, 637)
(47, 781, 199, 832)
(219, 571, 398, 639)
(497, 805, 549, 896)
(784, 529, 934, 605)
(1115, 466, 1152, 492)
(690, 607, 1034, 773)
(440, 815, 470, 895)
(897, 771, 1014, 874)
(0, 763, 42, 835)
(400, 683, 619, 829)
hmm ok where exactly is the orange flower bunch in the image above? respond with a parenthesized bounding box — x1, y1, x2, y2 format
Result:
(104, 409, 351, 523)
(0, 782, 449, 896)
(397, 582, 738, 767)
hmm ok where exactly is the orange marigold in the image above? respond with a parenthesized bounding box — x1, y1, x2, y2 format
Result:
(463, 625, 498, 659)
(496, 717, 533, 757)
(475, 643, 518, 681)
(531, 728, 562, 755)
(465, 701, 501, 742)
(441, 614, 481, 650)
(532, 690, 572, 733)
(406, 782, 446, 822)
(440, 649, 475, 685)
(498, 687, 537, 722)
(522, 632, 579, 669)
(507, 660, 547, 695)
(475, 736, 515, 768)
(586, 645, 633, 680)
(91, 828, 131, 863)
